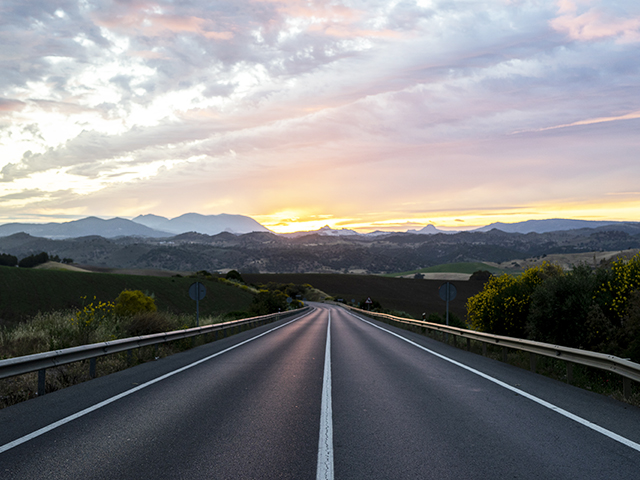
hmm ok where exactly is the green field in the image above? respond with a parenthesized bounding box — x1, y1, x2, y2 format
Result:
(0, 267, 254, 325)
(244, 273, 486, 320)
(386, 262, 506, 277)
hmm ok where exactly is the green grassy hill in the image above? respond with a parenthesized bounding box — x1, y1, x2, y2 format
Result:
(0, 266, 254, 325)
(244, 273, 486, 321)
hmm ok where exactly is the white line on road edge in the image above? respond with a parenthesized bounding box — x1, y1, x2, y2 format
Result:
(0, 309, 315, 455)
(349, 311, 640, 454)
(316, 311, 334, 480)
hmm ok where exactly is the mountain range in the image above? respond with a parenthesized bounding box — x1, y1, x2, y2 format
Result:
(0, 213, 271, 239)
(1, 221, 639, 275)
(0, 214, 637, 240)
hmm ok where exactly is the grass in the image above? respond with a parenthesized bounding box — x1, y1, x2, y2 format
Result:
(244, 272, 486, 320)
(0, 308, 255, 408)
(385, 262, 507, 277)
(0, 266, 254, 326)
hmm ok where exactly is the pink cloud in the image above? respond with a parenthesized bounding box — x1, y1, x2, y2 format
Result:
(551, 6, 640, 43)
(0, 99, 25, 113)
(93, 4, 233, 40)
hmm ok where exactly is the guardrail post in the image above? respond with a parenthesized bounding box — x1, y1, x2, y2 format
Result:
(623, 377, 631, 399)
(482, 343, 487, 356)
(90, 358, 97, 379)
(38, 368, 46, 396)
(127, 349, 133, 366)
(566, 362, 574, 384)
(466, 338, 471, 351)
(453, 335, 457, 347)
(529, 353, 537, 373)
(502, 347, 508, 363)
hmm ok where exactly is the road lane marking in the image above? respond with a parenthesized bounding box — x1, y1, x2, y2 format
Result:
(316, 311, 334, 480)
(348, 311, 640, 454)
(0, 309, 315, 455)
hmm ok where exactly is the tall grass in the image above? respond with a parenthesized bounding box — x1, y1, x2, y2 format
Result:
(0, 309, 241, 408)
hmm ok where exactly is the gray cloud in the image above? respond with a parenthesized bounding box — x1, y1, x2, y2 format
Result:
(1, 0, 639, 227)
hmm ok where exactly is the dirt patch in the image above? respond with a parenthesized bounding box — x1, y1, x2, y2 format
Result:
(75, 264, 192, 277)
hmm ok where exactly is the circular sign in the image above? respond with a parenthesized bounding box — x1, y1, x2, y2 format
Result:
(439, 282, 457, 302)
(189, 282, 206, 301)
(286, 297, 293, 304)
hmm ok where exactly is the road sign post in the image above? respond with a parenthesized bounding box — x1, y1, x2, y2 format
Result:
(189, 282, 207, 327)
(438, 282, 457, 342)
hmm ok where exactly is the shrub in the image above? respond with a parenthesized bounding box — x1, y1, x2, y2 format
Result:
(470, 270, 493, 282)
(74, 296, 115, 344)
(249, 289, 288, 315)
(526, 264, 596, 348)
(114, 290, 157, 317)
(594, 253, 640, 322)
(121, 311, 177, 336)
(467, 262, 562, 337)
(617, 290, 640, 363)
(225, 270, 244, 283)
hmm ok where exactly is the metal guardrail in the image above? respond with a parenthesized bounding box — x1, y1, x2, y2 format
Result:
(342, 305, 640, 398)
(0, 307, 310, 396)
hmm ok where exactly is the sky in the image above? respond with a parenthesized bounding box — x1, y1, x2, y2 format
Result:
(0, 0, 639, 233)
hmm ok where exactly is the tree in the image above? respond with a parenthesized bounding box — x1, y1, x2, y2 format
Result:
(0, 253, 18, 267)
(18, 252, 49, 268)
(225, 270, 244, 283)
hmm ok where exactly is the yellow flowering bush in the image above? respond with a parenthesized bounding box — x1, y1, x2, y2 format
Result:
(595, 253, 640, 320)
(113, 290, 157, 317)
(74, 296, 114, 330)
(467, 262, 562, 337)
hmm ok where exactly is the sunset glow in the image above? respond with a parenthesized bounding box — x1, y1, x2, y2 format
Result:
(1, 1, 639, 231)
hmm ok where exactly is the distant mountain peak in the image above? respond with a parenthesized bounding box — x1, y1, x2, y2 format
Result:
(407, 224, 452, 234)
(131, 212, 271, 236)
(473, 219, 631, 234)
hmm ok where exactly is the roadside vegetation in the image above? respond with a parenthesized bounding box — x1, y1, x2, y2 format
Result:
(0, 269, 311, 408)
(465, 254, 640, 405)
(466, 254, 640, 363)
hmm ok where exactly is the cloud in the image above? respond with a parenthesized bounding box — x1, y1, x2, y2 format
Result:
(551, 1, 640, 43)
(0, 0, 638, 229)
(0, 98, 26, 113)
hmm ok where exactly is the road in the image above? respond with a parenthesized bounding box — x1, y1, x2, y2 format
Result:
(1, 304, 640, 479)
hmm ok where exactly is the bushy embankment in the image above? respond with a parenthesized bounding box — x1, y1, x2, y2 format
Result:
(467, 254, 640, 363)
(0, 266, 254, 325)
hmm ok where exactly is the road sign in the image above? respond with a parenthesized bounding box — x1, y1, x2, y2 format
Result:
(439, 282, 457, 301)
(189, 282, 206, 300)
(438, 282, 456, 330)
(365, 297, 373, 304)
(189, 282, 207, 327)
(286, 297, 293, 304)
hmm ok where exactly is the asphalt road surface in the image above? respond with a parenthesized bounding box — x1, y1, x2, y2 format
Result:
(2, 304, 640, 479)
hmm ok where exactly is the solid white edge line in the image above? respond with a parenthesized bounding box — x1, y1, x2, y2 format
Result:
(347, 310, 640, 454)
(0, 309, 315, 455)
(316, 310, 334, 480)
